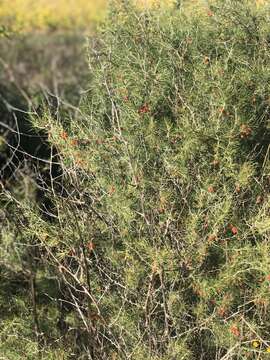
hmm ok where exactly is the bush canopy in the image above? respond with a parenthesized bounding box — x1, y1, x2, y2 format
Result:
(1, 0, 270, 359)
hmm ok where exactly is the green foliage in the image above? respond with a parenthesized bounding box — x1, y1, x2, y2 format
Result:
(0, 25, 11, 38)
(1, 0, 270, 358)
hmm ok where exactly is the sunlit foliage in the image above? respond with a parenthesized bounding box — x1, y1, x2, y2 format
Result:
(1, 0, 270, 359)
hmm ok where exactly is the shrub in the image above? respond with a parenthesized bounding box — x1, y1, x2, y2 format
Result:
(2, 0, 270, 358)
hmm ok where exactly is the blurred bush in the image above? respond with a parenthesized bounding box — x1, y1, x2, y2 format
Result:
(0, 0, 106, 32)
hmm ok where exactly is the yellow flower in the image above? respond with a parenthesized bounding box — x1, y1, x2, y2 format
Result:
(266, 347, 270, 353)
(252, 340, 260, 348)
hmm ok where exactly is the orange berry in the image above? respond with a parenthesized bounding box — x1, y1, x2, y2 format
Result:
(108, 186, 116, 195)
(71, 139, 78, 146)
(240, 124, 252, 138)
(96, 139, 104, 145)
(217, 307, 226, 317)
(208, 234, 217, 242)
(195, 288, 205, 297)
(87, 242, 95, 251)
(231, 226, 238, 235)
(204, 56, 210, 65)
(228, 224, 238, 235)
(75, 158, 85, 166)
(211, 159, 220, 167)
(256, 195, 263, 204)
(219, 107, 227, 115)
(60, 131, 68, 140)
(230, 325, 240, 337)
(138, 104, 150, 114)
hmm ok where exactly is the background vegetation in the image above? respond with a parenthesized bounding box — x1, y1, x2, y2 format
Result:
(0, 0, 177, 32)
(1, 0, 270, 359)
(0, 0, 106, 31)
